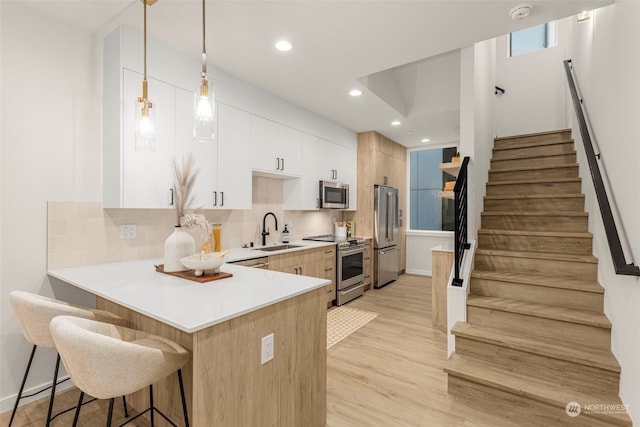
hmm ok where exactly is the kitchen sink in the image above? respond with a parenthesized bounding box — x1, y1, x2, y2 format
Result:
(254, 244, 303, 252)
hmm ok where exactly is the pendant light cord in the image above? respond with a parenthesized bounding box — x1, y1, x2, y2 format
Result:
(143, 0, 148, 81)
(201, 0, 207, 74)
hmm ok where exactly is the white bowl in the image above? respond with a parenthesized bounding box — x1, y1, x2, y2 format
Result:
(180, 253, 228, 276)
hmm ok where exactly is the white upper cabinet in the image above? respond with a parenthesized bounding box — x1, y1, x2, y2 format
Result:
(250, 115, 302, 177)
(216, 103, 252, 209)
(122, 70, 178, 208)
(283, 133, 357, 211)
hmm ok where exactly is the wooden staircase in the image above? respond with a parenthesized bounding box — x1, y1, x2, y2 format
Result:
(445, 130, 632, 426)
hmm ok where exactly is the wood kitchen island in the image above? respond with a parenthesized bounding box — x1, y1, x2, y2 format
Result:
(48, 259, 328, 427)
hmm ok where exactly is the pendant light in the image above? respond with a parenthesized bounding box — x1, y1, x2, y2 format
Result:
(135, 0, 156, 151)
(194, 0, 215, 141)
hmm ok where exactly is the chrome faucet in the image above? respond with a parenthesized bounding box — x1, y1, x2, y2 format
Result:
(261, 212, 278, 246)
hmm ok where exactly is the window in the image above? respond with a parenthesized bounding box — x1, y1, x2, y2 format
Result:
(409, 147, 456, 231)
(509, 22, 556, 57)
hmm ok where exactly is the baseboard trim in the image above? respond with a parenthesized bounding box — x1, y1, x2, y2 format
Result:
(405, 268, 431, 276)
(0, 375, 73, 415)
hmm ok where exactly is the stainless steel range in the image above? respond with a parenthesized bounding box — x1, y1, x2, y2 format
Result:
(303, 235, 365, 305)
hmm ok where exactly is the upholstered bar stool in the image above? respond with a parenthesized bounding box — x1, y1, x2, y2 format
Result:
(8, 291, 128, 427)
(50, 315, 190, 427)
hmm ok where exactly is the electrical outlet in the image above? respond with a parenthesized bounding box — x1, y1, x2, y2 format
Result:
(120, 224, 137, 239)
(261, 333, 274, 364)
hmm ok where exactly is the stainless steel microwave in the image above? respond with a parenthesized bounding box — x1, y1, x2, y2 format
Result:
(319, 180, 349, 209)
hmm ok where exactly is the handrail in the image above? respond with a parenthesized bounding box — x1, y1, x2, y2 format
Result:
(452, 156, 471, 286)
(563, 59, 639, 276)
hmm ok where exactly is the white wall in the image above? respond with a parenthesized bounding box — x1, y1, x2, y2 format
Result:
(494, 21, 570, 138)
(1, 1, 102, 408)
(459, 40, 495, 242)
(405, 232, 453, 276)
(565, 3, 640, 424)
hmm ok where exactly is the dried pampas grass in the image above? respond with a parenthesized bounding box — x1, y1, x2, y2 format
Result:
(173, 153, 198, 226)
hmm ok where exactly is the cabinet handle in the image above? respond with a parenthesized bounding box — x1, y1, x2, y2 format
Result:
(276, 157, 280, 171)
(213, 191, 218, 207)
(365, 257, 371, 260)
(324, 250, 333, 254)
(281, 158, 285, 171)
(294, 267, 299, 274)
(299, 266, 303, 275)
(169, 188, 174, 206)
(220, 191, 224, 207)
(364, 275, 371, 279)
(334, 169, 338, 180)
(327, 289, 332, 294)
(324, 267, 333, 272)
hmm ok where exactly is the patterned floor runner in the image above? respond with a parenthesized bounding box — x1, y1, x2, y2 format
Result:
(327, 306, 379, 349)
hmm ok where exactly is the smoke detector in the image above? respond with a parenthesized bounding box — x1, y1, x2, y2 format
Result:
(509, 4, 533, 21)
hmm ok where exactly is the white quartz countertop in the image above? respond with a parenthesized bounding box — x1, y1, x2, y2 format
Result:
(48, 256, 329, 334)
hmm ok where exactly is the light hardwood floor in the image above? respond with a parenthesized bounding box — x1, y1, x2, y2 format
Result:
(3, 274, 512, 426)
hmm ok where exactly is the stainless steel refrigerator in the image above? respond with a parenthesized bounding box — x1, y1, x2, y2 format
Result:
(374, 185, 399, 288)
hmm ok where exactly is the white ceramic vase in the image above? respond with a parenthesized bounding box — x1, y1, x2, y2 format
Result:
(164, 226, 195, 272)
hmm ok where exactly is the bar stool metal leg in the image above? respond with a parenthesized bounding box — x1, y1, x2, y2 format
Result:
(177, 369, 190, 427)
(8, 344, 37, 427)
(149, 384, 155, 426)
(45, 354, 61, 427)
(72, 391, 85, 427)
(122, 395, 129, 418)
(106, 397, 115, 427)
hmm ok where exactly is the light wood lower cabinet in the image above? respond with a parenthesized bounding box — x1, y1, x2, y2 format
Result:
(269, 246, 336, 306)
(363, 239, 373, 291)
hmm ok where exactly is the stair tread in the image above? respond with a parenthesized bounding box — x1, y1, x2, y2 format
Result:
(494, 129, 572, 141)
(476, 248, 597, 263)
(491, 151, 577, 161)
(467, 295, 611, 328)
(478, 229, 592, 238)
(493, 139, 575, 151)
(484, 194, 584, 200)
(487, 178, 581, 185)
(471, 270, 604, 294)
(481, 211, 588, 217)
(445, 354, 631, 426)
(489, 163, 579, 173)
(452, 322, 620, 371)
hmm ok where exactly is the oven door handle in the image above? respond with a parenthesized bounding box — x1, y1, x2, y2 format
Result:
(339, 247, 364, 257)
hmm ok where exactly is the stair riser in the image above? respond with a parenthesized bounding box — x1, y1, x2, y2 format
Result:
(467, 306, 611, 349)
(454, 337, 619, 395)
(491, 153, 577, 170)
(484, 197, 585, 212)
(474, 253, 597, 281)
(486, 181, 582, 196)
(470, 277, 603, 312)
(494, 132, 573, 149)
(447, 376, 624, 427)
(492, 143, 576, 161)
(480, 215, 588, 233)
(489, 166, 579, 182)
(478, 233, 592, 254)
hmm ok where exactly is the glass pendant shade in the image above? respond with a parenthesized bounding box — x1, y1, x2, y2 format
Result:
(135, 97, 156, 151)
(195, 73, 214, 141)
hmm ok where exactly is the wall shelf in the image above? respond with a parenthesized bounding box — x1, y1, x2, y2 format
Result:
(439, 161, 461, 178)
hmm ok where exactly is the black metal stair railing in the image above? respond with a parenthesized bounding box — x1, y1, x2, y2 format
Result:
(452, 156, 471, 286)
(564, 59, 639, 276)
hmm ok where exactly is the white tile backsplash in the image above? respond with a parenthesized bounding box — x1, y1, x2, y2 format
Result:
(47, 176, 342, 269)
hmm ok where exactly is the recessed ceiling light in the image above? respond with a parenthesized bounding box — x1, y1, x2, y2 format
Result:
(421, 138, 430, 143)
(275, 40, 292, 52)
(349, 89, 362, 97)
(391, 121, 401, 126)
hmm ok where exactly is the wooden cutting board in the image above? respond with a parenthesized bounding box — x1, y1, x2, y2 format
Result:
(155, 264, 232, 283)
